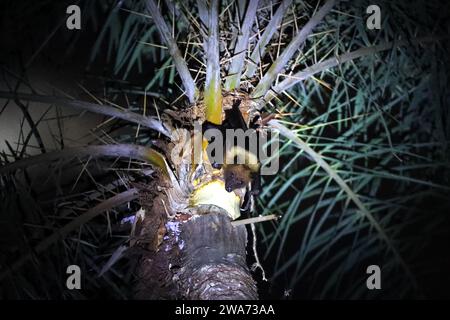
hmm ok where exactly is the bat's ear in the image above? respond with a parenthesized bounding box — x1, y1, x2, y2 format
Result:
(232, 98, 242, 109)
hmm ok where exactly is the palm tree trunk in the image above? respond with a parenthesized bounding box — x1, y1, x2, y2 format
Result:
(133, 204, 257, 299)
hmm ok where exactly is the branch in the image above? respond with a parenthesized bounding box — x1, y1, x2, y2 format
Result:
(196, 0, 209, 52)
(196, 0, 208, 24)
(245, 0, 292, 79)
(14, 98, 47, 154)
(224, 0, 260, 90)
(146, 0, 198, 103)
(0, 91, 170, 137)
(251, 0, 335, 99)
(266, 36, 442, 101)
(0, 144, 160, 174)
(231, 214, 278, 226)
(250, 223, 267, 281)
(0, 188, 139, 280)
(163, 0, 189, 26)
(204, 0, 222, 124)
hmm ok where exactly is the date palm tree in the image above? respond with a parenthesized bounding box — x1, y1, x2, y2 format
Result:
(0, 0, 449, 299)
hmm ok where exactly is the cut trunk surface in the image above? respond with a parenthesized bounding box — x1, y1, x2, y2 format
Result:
(134, 207, 257, 300)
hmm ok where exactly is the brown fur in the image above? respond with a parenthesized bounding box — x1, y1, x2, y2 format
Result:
(223, 164, 252, 192)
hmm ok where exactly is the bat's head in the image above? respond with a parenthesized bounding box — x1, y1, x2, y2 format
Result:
(224, 164, 251, 192)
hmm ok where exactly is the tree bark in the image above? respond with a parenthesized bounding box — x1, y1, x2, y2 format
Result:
(176, 212, 257, 299)
(133, 205, 258, 300)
